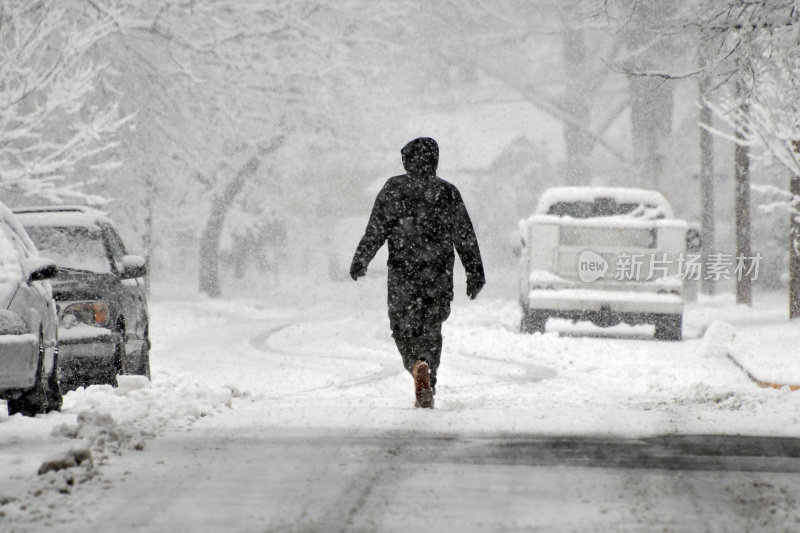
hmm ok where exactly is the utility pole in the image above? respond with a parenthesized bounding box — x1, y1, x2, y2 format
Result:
(699, 73, 715, 295)
(561, 23, 591, 186)
(791, 141, 800, 319)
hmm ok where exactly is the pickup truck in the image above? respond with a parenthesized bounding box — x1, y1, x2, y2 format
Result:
(517, 187, 688, 340)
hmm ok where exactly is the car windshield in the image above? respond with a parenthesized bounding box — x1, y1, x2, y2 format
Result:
(24, 225, 110, 273)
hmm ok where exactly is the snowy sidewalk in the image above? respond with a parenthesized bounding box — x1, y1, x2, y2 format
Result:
(686, 293, 800, 391)
(729, 322, 800, 390)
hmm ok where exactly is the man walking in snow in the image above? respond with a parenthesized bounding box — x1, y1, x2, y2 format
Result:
(350, 137, 485, 409)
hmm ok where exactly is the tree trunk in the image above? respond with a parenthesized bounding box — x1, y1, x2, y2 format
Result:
(562, 25, 592, 185)
(198, 137, 284, 298)
(734, 100, 752, 306)
(790, 169, 800, 319)
(625, 1, 675, 191)
(629, 76, 673, 190)
(198, 156, 261, 298)
(699, 76, 715, 295)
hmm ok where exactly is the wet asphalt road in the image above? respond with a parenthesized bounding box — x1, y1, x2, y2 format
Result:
(58, 428, 800, 533)
(463, 433, 800, 472)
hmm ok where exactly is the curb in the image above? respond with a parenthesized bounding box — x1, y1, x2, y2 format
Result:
(726, 353, 800, 392)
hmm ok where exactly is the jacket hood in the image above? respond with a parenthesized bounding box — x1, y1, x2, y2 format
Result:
(401, 137, 438, 178)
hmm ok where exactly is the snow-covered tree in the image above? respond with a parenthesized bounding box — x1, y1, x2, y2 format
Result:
(0, 0, 131, 203)
(688, 1, 799, 312)
(596, 0, 799, 310)
(720, 29, 800, 316)
(102, 0, 412, 296)
(411, 0, 631, 186)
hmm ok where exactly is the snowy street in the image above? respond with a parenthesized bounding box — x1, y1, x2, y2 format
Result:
(2, 280, 800, 531)
(2, 1, 800, 531)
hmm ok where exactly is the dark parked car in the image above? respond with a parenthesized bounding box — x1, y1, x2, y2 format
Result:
(0, 201, 61, 416)
(12, 206, 150, 390)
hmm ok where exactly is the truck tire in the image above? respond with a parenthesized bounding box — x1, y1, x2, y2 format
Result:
(654, 314, 682, 341)
(45, 350, 63, 413)
(521, 307, 548, 335)
(136, 337, 151, 380)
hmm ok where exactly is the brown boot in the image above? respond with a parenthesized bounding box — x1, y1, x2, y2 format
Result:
(412, 360, 434, 409)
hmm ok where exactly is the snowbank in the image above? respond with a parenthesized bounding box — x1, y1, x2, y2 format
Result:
(700, 320, 737, 359)
(0, 371, 236, 527)
(51, 373, 235, 456)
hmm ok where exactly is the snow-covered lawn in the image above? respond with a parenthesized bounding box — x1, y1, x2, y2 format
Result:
(1, 280, 798, 530)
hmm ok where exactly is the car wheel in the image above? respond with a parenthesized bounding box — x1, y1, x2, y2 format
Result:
(45, 349, 63, 412)
(521, 307, 548, 335)
(654, 314, 682, 341)
(7, 335, 49, 417)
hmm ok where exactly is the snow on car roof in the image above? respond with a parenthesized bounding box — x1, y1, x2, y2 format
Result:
(0, 225, 22, 284)
(12, 206, 112, 229)
(535, 187, 674, 218)
(1, 203, 37, 248)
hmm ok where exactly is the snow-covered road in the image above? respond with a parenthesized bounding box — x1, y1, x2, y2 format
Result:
(2, 282, 800, 531)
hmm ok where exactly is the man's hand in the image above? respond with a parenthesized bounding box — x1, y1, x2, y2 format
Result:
(350, 263, 367, 281)
(466, 279, 484, 300)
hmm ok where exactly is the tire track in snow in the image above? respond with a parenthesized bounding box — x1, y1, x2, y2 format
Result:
(252, 318, 558, 400)
(249, 321, 402, 397)
(449, 351, 557, 392)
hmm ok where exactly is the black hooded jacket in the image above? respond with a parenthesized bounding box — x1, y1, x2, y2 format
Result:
(350, 138, 485, 304)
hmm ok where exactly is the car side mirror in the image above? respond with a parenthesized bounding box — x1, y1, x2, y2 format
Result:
(24, 258, 58, 283)
(120, 255, 147, 279)
(686, 227, 702, 254)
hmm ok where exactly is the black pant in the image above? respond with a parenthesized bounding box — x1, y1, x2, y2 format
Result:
(388, 295, 451, 389)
